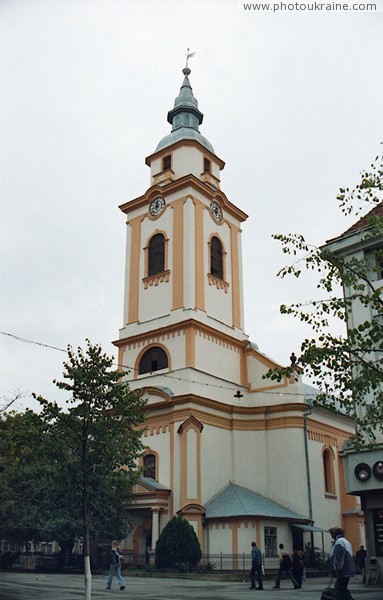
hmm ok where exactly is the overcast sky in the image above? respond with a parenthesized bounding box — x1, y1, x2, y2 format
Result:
(1, 0, 383, 411)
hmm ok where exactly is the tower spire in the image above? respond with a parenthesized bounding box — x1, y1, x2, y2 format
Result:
(155, 60, 215, 153)
(167, 61, 203, 133)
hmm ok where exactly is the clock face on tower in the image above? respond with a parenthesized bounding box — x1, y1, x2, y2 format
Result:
(149, 197, 165, 216)
(210, 201, 222, 222)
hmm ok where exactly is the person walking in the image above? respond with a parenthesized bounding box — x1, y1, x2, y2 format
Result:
(249, 541, 263, 590)
(273, 543, 300, 589)
(292, 548, 305, 588)
(355, 544, 367, 583)
(329, 527, 355, 599)
(106, 540, 125, 591)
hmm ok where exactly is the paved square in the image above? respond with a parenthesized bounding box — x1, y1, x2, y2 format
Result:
(0, 572, 382, 600)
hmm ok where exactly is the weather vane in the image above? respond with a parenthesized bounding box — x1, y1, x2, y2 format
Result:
(185, 48, 196, 69)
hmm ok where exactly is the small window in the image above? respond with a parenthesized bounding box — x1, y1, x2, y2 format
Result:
(377, 254, 383, 280)
(163, 155, 171, 170)
(143, 454, 156, 479)
(148, 234, 165, 276)
(323, 448, 335, 495)
(264, 527, 277, 557)
(139, 346, 168, 374)
(210, 236, 223, 280)
(204, 158, 211, 173)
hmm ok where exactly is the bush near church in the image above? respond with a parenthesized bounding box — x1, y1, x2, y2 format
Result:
(155, 516, 202, 570)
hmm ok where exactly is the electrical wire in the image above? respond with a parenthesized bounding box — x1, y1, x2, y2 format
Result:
(1, 330, 321, 398)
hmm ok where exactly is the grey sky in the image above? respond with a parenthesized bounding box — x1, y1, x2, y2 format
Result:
(1, 0, 383, 410)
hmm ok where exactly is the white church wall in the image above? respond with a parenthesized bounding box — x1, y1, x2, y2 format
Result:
(172, 146, 204, 181)
(308, 436, 343, 531)
(200, 425, 235, 502)
(237, 521, 257, 554)
(231, 429, 268, 492)
(194, 334, 241, 383)
(207, 523, 233, 554)
(264, 427, 310, 517)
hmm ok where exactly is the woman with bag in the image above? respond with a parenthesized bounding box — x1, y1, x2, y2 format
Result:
(106, 540, 126, 591)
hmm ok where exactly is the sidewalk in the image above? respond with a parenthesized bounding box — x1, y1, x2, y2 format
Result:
(0, 571, 382, 600)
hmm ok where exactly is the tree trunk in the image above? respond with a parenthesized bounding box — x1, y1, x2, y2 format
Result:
(82, 417, 91, 600)
(84, 547, 92, 599)
(83, 521, 92, 600)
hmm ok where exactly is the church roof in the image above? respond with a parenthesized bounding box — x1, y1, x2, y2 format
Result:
(326, 201, 383, 244)
(204, 482, 310, 522)
(138, 477, 170, 491)
(156, 67, 215, 154)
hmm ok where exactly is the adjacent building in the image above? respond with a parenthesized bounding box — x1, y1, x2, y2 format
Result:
(324, 203, 383, 582)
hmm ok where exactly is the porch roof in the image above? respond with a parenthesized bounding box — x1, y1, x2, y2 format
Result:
(138, 477, 170, 491)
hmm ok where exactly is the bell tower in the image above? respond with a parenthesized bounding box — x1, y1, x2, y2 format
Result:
(115, 66, 249, 394)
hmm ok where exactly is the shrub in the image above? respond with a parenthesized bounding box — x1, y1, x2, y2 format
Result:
(155, 516, 202, 570)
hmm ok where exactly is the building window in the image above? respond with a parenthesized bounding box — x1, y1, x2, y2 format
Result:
(377, 251, 383, 280)
(139, 346, 168, 374)
(148, 233, 165, 276)
(143, 454, 156, 479)
(323, 448, 336, 495)
(163, 155, 171, 170)
(204, 158, 211, 173)
(210, 236, 223, 280)
(264, 527, 277, 557)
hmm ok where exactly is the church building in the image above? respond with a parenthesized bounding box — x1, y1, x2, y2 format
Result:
(113, 65, 361, 566)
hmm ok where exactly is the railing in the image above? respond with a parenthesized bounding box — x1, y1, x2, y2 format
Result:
(121, 552, 280, 573)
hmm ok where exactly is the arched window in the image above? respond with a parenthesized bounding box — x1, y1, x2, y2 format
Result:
(210, 236, 223, 280)
(143, 454, 156, 479)
(323, 448, 336, 495)
(139, 346, 168, 374)
(148, 234, 165, 276)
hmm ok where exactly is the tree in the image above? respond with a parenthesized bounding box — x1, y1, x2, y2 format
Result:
(266, 153, 383, 448)
(0, 341, 146, 600)
(155, 516, 202, 570)
(0, 409, 56, 546)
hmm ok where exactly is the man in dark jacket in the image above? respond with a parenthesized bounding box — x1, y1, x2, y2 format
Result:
(355, 544, 366, 583)
(249, 541, 263, 590)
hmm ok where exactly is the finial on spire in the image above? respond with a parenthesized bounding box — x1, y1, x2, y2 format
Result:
(185, 48, 196, 70)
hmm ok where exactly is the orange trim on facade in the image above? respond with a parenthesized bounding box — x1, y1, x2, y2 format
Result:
(127, 216, 142, 324)
(229, 223, 241, 329)
(185, 326, 196, 368)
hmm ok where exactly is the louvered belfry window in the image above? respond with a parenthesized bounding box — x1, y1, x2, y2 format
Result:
(210, 236, 223, 280)
(148, 233, 165, 276)
(139, 346, 168, 374)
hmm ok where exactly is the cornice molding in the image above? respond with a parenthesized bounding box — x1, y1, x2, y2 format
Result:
(119, 174, 248, 223)
(145, 138, 225, 170)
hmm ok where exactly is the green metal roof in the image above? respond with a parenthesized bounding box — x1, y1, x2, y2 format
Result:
(204, 482, 310, 522)
(139, 477, 170, 491)
(156, 67, 214, 154)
